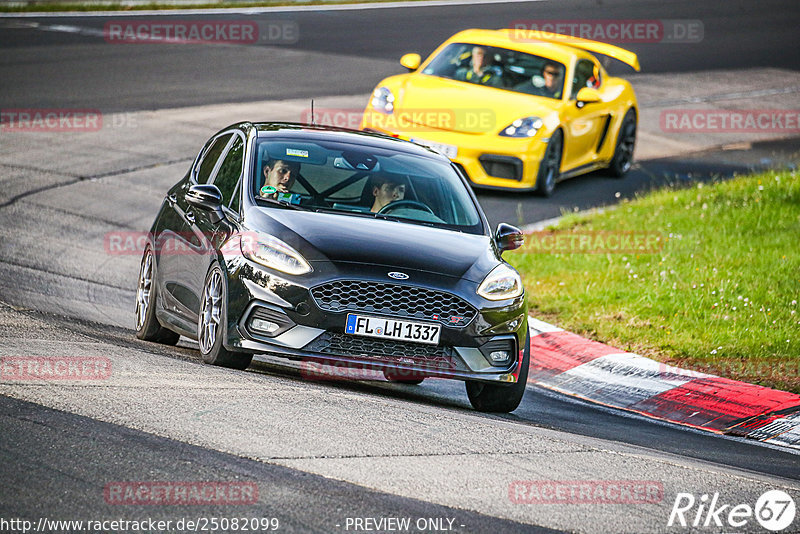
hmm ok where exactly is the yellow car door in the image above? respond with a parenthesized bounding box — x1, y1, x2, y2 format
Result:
(561, 58, 608, 171)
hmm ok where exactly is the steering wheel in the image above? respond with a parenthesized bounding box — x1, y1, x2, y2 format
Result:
(378, 200, 434, 215)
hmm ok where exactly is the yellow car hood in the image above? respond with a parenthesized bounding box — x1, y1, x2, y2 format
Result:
(392, 75, 560, 135)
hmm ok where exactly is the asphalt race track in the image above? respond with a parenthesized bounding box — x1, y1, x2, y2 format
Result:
(2, 0, 800, 110)
(1, 1, 800, 533)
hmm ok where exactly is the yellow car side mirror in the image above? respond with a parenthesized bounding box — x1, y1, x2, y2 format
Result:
(576, 87, 602, 104)
(400, 53, 421, 71)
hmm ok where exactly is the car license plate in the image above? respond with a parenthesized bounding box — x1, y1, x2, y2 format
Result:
(410, 138, 458, 159)
(345, 314, 441, 345)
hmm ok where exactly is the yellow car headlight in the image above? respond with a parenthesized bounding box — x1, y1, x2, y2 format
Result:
(499, 116, 543, 138)
(371, 87, 395, 114)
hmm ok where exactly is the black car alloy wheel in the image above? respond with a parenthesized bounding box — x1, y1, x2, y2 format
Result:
(198, 263, 253, 370)
(135, 247, 179, 345)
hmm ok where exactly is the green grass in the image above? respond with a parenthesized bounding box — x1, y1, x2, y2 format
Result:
(508, 170, 800, 393)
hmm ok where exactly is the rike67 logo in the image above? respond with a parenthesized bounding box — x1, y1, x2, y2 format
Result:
(668, 490, 796, 531)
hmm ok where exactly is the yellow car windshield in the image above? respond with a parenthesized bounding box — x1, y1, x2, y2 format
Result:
(422, 42, 566, 100)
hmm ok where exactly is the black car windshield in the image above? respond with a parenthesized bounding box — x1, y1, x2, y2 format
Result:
(422, 42, 566, 99)
(252, 138, 484, 234)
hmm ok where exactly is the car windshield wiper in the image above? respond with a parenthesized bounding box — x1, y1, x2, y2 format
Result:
(312, 206, 375, 218)
(310, 206, 443, 228)
(372, 212, 441, 229)
(256, 197, 311, 211)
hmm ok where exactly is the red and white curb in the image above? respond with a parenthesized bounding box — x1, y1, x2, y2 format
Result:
(527, 316, 800, 450)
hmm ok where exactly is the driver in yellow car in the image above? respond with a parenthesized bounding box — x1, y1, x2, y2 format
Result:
(513, 61, 564, 98)
(540, 61, 564, 98)
(370, 176, 406, 212)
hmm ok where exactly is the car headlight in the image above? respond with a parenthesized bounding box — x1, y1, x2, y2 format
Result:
(241, 234, 312, 275)
(477, 264, 523, 301)
(499, 116, 543, 138)
(371, 87, 395, 114)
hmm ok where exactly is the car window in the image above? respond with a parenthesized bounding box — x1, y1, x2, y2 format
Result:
(212, 134, 244, 207)
(195, 133, 233, 184)
(422, 42, 566, 99)
(252, 139, 484, 235)
(570, 59, 600, 99)
(229, 181, 241, 214)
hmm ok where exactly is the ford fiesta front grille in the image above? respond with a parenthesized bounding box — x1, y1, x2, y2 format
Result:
(310, 280, 477, 326)
(304, 332, 460, 370)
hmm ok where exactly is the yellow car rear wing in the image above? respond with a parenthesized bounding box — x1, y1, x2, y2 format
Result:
(501, 29, 641, 71)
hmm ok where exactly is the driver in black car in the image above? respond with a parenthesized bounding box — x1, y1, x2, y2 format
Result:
(260, 158, 300, 198)
(370, 175, 406, 212)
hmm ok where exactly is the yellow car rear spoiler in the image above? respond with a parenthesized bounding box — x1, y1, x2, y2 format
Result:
(502, 29, 641, 71)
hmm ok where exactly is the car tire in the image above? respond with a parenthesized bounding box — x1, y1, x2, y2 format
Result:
(608, 109, 637, 178)
(198, 263, 253, 370)
(465, 330, 530, 413)
(534, 129, 563, 197)
(135, 247, 180, 345)
(383, 369, 425, 385)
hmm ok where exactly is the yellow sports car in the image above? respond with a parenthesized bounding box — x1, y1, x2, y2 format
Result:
(360, 29, 640, 196)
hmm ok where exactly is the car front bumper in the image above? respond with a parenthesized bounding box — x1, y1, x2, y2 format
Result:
(221, 256, 529, 384)
(361, 112, 548, 191)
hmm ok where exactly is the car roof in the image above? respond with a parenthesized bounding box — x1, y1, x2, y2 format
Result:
(445, 28, 597, 65)
(250, 122, 449, 161)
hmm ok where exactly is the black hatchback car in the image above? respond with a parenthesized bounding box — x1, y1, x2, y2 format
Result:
(136, 123, 530, 412)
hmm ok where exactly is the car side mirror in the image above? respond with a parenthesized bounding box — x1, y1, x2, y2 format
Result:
(495, 223, 524, 252)
(576, 87, 601, 105)
(186, 184, 225, 223)
(400, 53, 421, 71)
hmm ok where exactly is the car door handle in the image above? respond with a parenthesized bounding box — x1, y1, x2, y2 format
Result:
(186, 211, 195, 223)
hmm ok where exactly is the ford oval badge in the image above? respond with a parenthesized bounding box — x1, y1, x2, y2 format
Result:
(388, 272, 409, 280)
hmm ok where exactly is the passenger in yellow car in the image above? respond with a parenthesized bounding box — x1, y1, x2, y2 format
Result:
(514, 61, 564, 99)
(454, 46, 503, 87)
